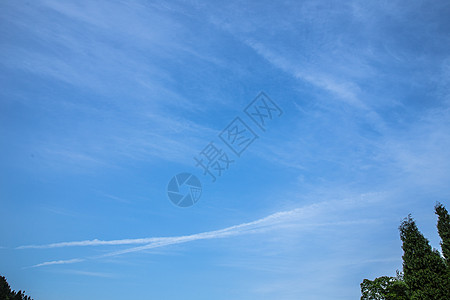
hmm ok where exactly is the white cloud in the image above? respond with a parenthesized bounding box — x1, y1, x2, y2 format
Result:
(22, 206, 309, 251)
(246, 40, 368, 110)
(29, 258, 85, 268)
(24, 196, 381, 268)
(59, 269, 116, 278)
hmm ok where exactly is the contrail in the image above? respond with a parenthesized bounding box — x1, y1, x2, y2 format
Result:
(26, 205, 314, 268)
(17, 238, 162, 249)
(20, 206, 313, 250)
(24, 198, 373, 268)
(30, 258, 86, 268)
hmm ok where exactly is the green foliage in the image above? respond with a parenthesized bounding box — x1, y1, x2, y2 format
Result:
(400, 215, 448, 299)
(0, 276, 33, 300)
(361, 203, 450, 300)
(435, 202, 450, 264)
(386, 279, 409, 300)
(360, 275, 409, 300)
(435, 202, 450, 298)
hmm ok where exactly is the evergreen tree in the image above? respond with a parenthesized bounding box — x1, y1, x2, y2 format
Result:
(399, 215, 447, 299)
(0, 276, 13, 300)
(361, 204, 450, 299)
(0, 276, 33, 300)
(435, 202, 450, 264)
(435, 202, 450, 298)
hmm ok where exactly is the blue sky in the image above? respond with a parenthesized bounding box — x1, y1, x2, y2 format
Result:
(1, 0, 450, 299)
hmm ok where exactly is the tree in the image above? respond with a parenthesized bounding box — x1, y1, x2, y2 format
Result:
(435, 202, 450, 297)
(0, 276, 33, 300)
(435, 202, 450, 264)
(361, 203, 450, 299)
(400, 215, 447, 299)
(360, 274, 408, 300)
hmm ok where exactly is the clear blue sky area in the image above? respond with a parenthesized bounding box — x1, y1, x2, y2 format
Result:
(1, 1, 450, 299)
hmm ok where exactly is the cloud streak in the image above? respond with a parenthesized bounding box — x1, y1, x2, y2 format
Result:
(246, 40, 368, 110)
(24, 197, 379, 268)
(23, 205, 307, 251)
(29, 258, 85, 268)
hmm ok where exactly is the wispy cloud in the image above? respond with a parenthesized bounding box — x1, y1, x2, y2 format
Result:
(18, 238, 161, 249)
(29, 258, 85, 268)
(0, 0, 224, 171)
(246, 40, 368, 110)
(22, 206, 308, 251)
(59, 269, 116, 278)
(24, 197, 380, 268)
